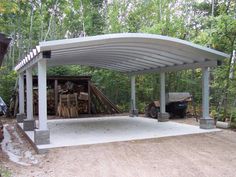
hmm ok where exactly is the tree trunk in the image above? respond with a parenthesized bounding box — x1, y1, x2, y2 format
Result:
(223, 39, 235, 121)
(28, 1, 34, 51)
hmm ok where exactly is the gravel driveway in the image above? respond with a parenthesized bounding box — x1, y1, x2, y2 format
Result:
(1, 118, 236, 177)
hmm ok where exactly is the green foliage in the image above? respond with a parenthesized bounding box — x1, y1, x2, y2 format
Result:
(0, 67, 17, 105)
(0, 165, 11, 177)
(0, 0, 236, 118)
(47, 66, 75, 76)
(0, 0, 18, 14)
(230, 108, 236, 123)
(211, 14, 236, 52)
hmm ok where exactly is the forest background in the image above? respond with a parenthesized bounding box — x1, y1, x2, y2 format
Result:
(0, 0, 235, 122)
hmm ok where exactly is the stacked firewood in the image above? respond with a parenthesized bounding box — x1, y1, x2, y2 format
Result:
(56, 81, 89, 117)
(57, 92, 88, 118)
(9, 78, 121, 118)
(47, 89, 55, 114)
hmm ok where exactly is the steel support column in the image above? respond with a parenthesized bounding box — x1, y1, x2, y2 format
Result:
(16, 72, 26, 123)
(37, 59, 47, 130)
(200, 67, 215, 129)
(34, 59, 50, 145)
(19, 72, 25, 114)
(158, 72, 169, 121)
(23, 67, 35, 130)
(26, 68, 33, 120)
(130, 75, 138, 116)
(160, 72, 166, 113)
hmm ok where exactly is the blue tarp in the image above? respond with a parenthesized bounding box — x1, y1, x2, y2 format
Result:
(0, 97, 7, 115)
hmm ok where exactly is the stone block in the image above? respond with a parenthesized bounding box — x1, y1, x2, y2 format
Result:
(158, 112, 170, 122)
(200, 118, 215, 129)
(16, 113, 26, 123)
(23, 119, 35, 131)
(129, 109, 139, 117)
(216, 121, 230, 129)
(34, 129, 50, 145)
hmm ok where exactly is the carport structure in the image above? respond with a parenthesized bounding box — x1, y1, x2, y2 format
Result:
(15, 33, 229, 145)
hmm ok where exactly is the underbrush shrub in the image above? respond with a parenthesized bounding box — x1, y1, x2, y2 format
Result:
(0, 67, 17, 106)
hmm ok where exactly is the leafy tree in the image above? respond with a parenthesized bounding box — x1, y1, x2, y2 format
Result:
(0, 67, 17, 105)
(0, 0, 235, 119)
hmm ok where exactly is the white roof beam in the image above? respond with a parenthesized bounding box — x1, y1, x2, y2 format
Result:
(16, 33, 229, 72)
(129, 60, 218, 75)
(52, 50, 178, 66)
(51, 57, 147, 71)
(33, 49, 37, 56)
(30, 52, 33, 59)
(52, 53, 164, 69)
(53, 49, 178, 66)
(36, 45, 40, 53)
(52, 44, 198, 63)
(53, 46, 185, 64)
(48, 61, 130, 72)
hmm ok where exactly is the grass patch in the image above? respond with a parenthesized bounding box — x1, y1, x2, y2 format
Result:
(0, 166, 11, 177)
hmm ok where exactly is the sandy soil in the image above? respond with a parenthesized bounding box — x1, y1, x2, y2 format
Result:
(1, 118, 236, 177)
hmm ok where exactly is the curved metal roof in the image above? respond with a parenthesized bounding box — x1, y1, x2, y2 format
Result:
(15, 33, 229, 74)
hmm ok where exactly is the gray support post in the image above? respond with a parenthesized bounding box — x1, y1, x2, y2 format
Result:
(129, 75, 138, 116)
(160, 72, 166, 113)
(200, 67, 215, 129)
(158, 72, 169, 122)
(34, 59, 50, 145)
(16, 72, 26, 123)
(23, 67, 35, 131)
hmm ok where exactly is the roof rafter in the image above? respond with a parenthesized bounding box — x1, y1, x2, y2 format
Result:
(15, 33, 229, 73)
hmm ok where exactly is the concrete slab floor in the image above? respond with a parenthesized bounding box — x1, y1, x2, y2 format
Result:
(18, 116, 220, 151)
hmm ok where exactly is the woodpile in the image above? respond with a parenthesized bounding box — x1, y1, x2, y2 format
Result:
(56, 84, 121, 117)
(56, 81, 89, 117)
(9, 76, 121, 118)
(57, 93, 80, 118)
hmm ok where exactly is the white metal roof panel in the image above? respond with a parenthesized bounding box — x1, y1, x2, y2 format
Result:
(15, 33, 229, 74)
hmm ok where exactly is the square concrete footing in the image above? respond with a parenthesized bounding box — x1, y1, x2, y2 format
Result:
(16, 113, 26, 123)
(129, 109, 138, 117)
(158, 112, 170, 122)
(23, 119, 35, 131)
(200, 118, 215, 129)
(34, 129, 50, 145)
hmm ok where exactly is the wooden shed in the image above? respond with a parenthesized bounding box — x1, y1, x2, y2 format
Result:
(16, 75, 120, 118)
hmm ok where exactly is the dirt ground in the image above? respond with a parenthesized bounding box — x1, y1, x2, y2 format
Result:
(1, 117, 236, 177)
